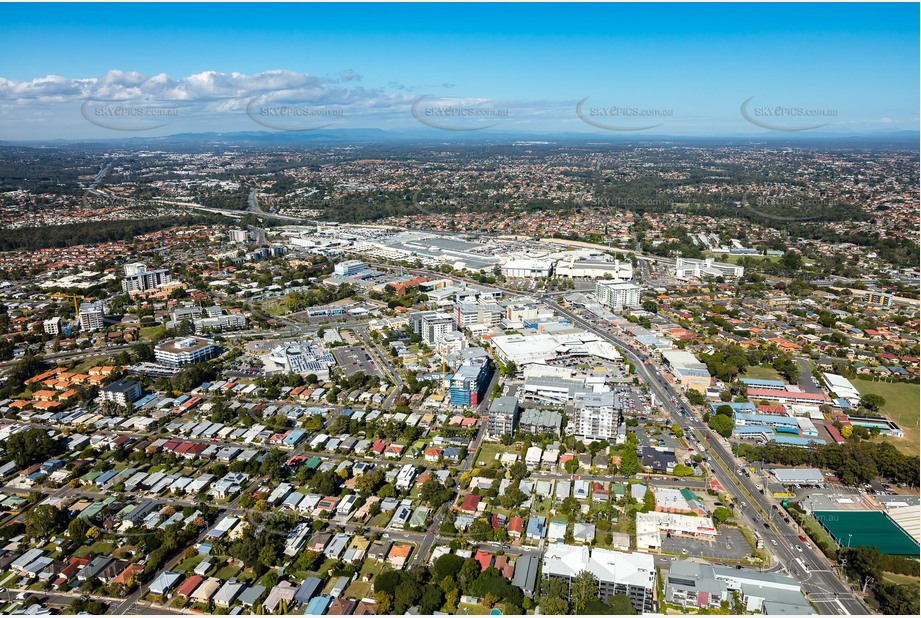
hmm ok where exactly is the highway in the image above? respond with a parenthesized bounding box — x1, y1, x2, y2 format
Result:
(546, 299, 869, 615)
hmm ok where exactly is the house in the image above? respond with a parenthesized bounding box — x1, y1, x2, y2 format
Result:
(457, 494, 481, 514)
(526, 516, 546, 540)
(387, 544, 413, 569)
(508, 516, 524, 539)
(368, 539, 393, 561)
(150, 571, 182, 596)
(213, 579, 246, 608)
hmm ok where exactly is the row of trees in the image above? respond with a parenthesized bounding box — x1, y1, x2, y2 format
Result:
(734, 440, 919, 486)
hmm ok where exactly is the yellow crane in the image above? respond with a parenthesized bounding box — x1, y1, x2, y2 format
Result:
(46, 293, 83, 316)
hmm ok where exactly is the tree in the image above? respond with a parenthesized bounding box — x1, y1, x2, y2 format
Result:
(641, 489, 656, 513)
(709, 414, 734, 438)
(374, 591, 392, 614)
(68, 518, 89, 541)
(500, 487, 527, 509)
(6, 427, 59, 468)
(25, 504, 68, 538)
(564, 458, 580, 474)
(859, 393, 886, 412)
(432, 553, 464, 582)
(618, 448, 640, 477)
(685, 389, 706, 405)
(571, 570, 599, 614)
(419, 584, 445, 614)
(712, 506, 732, 524)
(606, 594, 638, 614)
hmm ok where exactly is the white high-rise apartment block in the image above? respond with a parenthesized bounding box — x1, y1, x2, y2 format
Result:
(595, 280, 641, 311)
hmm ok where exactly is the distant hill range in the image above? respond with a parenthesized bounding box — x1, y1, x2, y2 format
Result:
(2, 129, 918, 148)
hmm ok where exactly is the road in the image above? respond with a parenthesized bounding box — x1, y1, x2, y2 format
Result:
(546, 299, 868, 615)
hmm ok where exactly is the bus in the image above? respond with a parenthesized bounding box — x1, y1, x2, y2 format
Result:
(753, 531, 765, 549)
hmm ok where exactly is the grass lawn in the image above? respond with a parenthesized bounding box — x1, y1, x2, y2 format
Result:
(344, 580, 372, 599)
(704, 252, 781, 265)
(475, 442, 519, 469)
(854, 380, 920, 455)
(743, 365, 784, 381)
(71, 355, 115, 373)
(800, 514, 839, 558)
(215, 564, 241, 580)
(73, 540, 115, 558)
(881, 572, 919, 585)
(140, 325, 167, 340)
(458, 602, 491, 615)
(176, 554, 205, 573)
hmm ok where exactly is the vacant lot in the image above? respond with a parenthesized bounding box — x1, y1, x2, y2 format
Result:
(854, 380, 920, 455)
(743, 365, 784, 381)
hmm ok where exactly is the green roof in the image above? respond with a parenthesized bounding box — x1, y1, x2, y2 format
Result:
(305, 457, 322, 470)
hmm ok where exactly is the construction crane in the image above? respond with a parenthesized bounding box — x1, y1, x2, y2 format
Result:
(46, 293, 83, 316)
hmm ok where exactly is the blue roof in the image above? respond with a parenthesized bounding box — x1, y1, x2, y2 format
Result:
(734, 412, 798, 427)
(95, 470, 119, 484)
(304, 595, 333, 615)
(283, 429, 307, 446)
(773, 435, 826, 446)
(709, 402, 756, 413)
(135, 394, 157, 407)
(733, 425, 774, 435)
(526, 516, 546, 537)
(834, 398, 851, 409)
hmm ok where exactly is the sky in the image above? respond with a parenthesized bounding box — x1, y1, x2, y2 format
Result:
(0, 2, 918, 140)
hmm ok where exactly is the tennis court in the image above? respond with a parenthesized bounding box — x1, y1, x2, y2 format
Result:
(813, 510, 920, 555)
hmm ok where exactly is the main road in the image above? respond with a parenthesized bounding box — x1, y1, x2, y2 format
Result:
(545, 299, 869, 615)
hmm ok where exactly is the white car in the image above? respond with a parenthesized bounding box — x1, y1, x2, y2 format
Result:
(771, 539, 778, 546)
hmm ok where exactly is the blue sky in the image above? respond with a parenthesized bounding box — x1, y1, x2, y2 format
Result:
(0, 2, 917, 139)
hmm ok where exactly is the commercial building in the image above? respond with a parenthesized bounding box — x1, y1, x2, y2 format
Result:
(122, 263, 173, 293)
(501, 258, 554, 279)
(673, 257, 744, 279)
(448, 357, 493, 407)
(408, 311, 456, 345)
(333, 260, 367, 276)
(555, 258, 632, 280)
(154, 337, 216, 367)
(595, 280, 641, 311)
(665, 561, 811, 614)
(660, 350, 711, 393)
(487, 396, 519, 437)
(229, 229, 250, 243)
(636, 511, 717, 550)
(490, 332, 622, 367)
(100, 379, 142, 406)
(193, 311, 247, 333)
(770, 468, 826, 487)
(541, 544, 655, 613)
(78, 302, 105, 332)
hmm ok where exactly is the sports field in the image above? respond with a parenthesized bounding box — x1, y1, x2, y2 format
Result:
(853, 380, 920, 455)
(813, 510, 920, 556)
